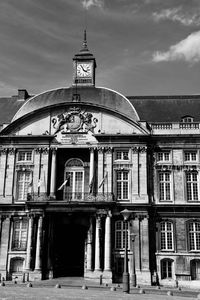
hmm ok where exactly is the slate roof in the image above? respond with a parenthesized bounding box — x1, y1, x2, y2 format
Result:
(0, 97, 26, 124)
(11, 87, 139, 123)
(1, 92, 200, 125)
(128, 95, 200, 123)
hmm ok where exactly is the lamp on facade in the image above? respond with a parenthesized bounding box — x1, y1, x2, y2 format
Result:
(130, 233, 137, 287)
(120, 209, 131, 293)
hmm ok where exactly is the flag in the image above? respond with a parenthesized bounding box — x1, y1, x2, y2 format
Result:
(38, 178, 42, 188)
(58, 175, 70, 191)
(89, 176, 94, 193)
(27, 178, 33, 194)
(98, 172, 108, 188)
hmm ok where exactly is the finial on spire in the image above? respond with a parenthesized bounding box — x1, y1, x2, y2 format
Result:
(81, 29, 89, 52)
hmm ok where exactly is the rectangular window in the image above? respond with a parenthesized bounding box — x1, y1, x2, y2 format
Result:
(116, 150, 129, 160)
(189, 222, 200, 251)
(157, 152, 170, 162)
(12, 219, 28, 251)
(116, 170, 129, 200)
(186, 172, 198, 201)
(17, 171, 32, 201)
(161, 260, 172, 279)
(159, 172, 171, 201)
(115, 221, 129, 249)
(17, 151, 32, 162)
(160, 221, 173, 250)
(64, 171, 84, 201)
(184, 151, 197, 162)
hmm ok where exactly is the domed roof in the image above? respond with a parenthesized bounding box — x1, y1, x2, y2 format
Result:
(12, 86, 139, 123)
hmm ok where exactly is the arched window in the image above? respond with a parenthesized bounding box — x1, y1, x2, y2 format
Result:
(188, 221, 200, 251)
(64, 158, 84, 201)
(160, 221, 174, 250)
(181, 116, 194, 123)
(161, 259, 173, 279)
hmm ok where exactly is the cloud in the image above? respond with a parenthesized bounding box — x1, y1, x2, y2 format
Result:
(152, 31, 200, 63)
(81, 0, 104, 10)
(152, 7, 200, 26)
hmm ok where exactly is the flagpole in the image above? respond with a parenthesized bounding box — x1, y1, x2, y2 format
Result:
(107, 171, 108, 201)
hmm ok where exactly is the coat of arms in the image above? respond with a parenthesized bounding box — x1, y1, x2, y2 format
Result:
(52, 107, 98, 134)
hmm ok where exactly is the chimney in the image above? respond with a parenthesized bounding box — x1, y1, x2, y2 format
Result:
(18, 89, 29, 101)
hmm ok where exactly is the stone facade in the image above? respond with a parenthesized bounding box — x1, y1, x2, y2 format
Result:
(0, 36, 200, 288)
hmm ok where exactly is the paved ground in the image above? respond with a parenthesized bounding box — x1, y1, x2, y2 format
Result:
(0, 277, 199, 300)
(0, 286, 198, 300)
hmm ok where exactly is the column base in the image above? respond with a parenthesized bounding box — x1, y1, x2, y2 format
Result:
(136, 270, 151, 285)
(85, 270, 112, 284)
(27, 270, 42, 281)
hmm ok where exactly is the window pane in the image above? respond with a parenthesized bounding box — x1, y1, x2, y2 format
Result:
(160, 221, 173, 250)
(17, 171, 31, 201)
(159, 172, 171, 201)
(12, 219, 28, 250)
(189, 222, 200, 251)
(186, 172, 198, 201)
(116, 171, 129, 200)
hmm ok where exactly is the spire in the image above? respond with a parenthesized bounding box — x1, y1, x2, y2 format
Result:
(80, 29, 89, 52)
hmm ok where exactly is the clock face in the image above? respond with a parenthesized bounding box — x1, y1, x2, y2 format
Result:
(77, 63, 92, 77)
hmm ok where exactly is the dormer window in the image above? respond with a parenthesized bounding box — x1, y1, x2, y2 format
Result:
(181, 116, 194, 123)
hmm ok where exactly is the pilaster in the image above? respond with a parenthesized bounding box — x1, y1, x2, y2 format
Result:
(50, 148, 57, 198)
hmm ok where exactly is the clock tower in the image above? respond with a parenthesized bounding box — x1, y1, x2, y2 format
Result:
(73, 30, 96, 87)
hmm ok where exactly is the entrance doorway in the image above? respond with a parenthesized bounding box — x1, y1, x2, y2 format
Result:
(191, 259, 200, 280)
(53, 222, 87, 277)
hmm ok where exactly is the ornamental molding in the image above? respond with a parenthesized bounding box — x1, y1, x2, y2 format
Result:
(16, 164, 34, 171)
(35, 147, 49, 154)
(113, 164, 132, 170)
(52, 107, 98, 134)
(132, 146, 147, 153)
(155, 164, 199, 171)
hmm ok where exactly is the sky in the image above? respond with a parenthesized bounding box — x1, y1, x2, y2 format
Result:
(1, 0, 200, 97)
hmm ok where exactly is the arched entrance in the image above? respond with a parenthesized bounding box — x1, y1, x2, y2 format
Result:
(53, 217, 88, 277)
(191, 259, 200, 280)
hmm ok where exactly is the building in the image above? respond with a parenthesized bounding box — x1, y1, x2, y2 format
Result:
(0, 31, 200, 288)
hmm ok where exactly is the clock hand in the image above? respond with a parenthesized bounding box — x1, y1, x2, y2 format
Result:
(80, 65, 88, 72)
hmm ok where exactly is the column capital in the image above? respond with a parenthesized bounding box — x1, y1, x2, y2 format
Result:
(89, 147, 95, 153)
(8, 148, 16, 155)
(0, 148, 8, 155)
(135, 212, 149, 220)
(106, 147, 113, 154)
(97, 147, 104, 153)
(50, 147, 57, 154)
(1, 214, 10, 222)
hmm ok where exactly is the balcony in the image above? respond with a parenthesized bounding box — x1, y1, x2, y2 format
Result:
(150, 122, 200, 135)
(27, 192, 114, 202)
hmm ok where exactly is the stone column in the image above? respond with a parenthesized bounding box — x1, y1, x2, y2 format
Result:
(106, 148, 113, 201)
(25, 215, 34, 270)
(0, 216, 10, 279)
(98, 148, 104, 194)
(34, 216, 43, 271)
(86, 217, 93, 271)
(50, 148, 57, 198)
(94, 216, 101, 271)
(140, 147, 148, 198)
(104, 212, 111, 271)
(89, 148, 94, 193)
